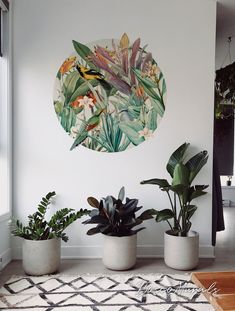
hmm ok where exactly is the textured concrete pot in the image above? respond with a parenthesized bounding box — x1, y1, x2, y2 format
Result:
(164, 230, 199, 270)
(102, 234, 137, 270)
(22, 238, 61, 275)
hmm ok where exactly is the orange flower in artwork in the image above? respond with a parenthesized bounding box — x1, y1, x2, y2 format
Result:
(70, 92, 97, 110)
(135, 86, 145, 98)
(77, 96, 95, 109)
(70, 96, 83, 109)
(87, 91, 97, 104)
(59, 56, 77, 74)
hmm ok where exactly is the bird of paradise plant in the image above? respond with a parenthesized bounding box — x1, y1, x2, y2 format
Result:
(53, 33, 167, 152)
(141, 143, 209, 236)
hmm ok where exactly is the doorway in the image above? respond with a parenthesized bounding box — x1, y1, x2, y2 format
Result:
(214, 0, 235, 256)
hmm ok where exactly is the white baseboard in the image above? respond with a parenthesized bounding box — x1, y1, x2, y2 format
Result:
(199, 246, 215, 258)
(12, 245, 215, 260)
(137, 245, 214, 258)
(0, 248, 11, 270)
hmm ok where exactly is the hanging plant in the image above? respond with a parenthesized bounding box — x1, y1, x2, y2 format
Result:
(215, 62, 235, 101)
(215, 62, 235, 119)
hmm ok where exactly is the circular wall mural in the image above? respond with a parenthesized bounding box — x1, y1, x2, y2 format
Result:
(53, 33, 166, 152)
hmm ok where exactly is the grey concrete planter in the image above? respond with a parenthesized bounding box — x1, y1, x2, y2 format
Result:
(22, 238, 61, 275)
(102, 234, 137, 270)
(164, 230, 199, 270)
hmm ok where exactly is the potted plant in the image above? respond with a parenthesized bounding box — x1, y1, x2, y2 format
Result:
(141, 142, 209, 270)
(83, 187, 152, 270)
(10, 191, 89, 275)
(226, 176, 232, 186)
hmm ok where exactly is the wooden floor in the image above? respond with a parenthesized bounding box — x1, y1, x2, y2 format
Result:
(192, 271, 235, 311)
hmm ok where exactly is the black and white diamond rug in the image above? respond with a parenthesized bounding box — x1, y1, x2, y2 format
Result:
(0, 273, 213, 310)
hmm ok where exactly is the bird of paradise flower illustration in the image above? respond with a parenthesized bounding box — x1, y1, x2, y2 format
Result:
(53, 33, 167, 152)
(59, 56, 77, 75)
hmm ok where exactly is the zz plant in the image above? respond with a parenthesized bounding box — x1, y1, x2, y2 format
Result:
(141, 143, 209, 236)
(83, 187, 152, 236)
(10, 191, 89, 242)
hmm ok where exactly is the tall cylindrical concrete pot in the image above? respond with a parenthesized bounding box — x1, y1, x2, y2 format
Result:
(164, 230, 199, 270)
(102, 234, 137, 270)
(22, 238, 61, 275)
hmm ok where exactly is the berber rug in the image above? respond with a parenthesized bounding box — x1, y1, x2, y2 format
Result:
(0, 273, 214, 310)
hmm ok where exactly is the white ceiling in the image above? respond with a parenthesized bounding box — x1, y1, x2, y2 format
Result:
(217, 0, 235, 37)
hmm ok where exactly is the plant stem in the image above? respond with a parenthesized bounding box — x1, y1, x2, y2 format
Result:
(166, 220, 173, 231)
(166, 191, 179, 230)
(178, 195, 185, 231)
(167, 190, 174, 212)
(176, 194, 183, 232)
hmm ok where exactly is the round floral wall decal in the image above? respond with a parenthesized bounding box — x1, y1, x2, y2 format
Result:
(53, 33, 166, 152)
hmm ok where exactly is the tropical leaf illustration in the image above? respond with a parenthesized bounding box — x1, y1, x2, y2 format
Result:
(69, 80, 99, 104)
(60, 107, 76, 133)
(53, 33, 167, 152)
(72, 40, 97, 69)
(119, 121, 145, 146)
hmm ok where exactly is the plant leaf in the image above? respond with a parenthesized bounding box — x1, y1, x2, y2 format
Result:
(54, 101, 63, 115)
(184, 205, 197, 220)
(70, 131, 88, 151)
(166, 142, 189, 178)
(172, 163, 190, 186)
(119, 121, 144, 146)
(69, 79, 99, 103)
(130, 38, 141, 85)
(150, 97, 165, 117)
(60, 107, 76, 133)
(162, 78, 167, 95)
(90, 209, 99, 217)
(87, 197, 100, 208)
(118, 186, 125, 202)
(87, 227, 101, 235)
(136, 44, 148, 69)
(132, 68, 158, 88)
(146, 105, 158, 131)
(96, 45, 115, 63)
(122, 48, 129, 75)
(63, 71, 81, 96)
(82, 215, 108, 225)
(138, 209, 155, 221)
(140, 178, 170, 188)
(107, 75, 131, 95)
(132, 68, 162, 102)
(72, 40, 96, 69)
(189, 185, 209, 201)
(155, 209, 174, 222)
(131, 227, 146, 234)
(185, 150, 209, 184)
(169, 184, 187, 195)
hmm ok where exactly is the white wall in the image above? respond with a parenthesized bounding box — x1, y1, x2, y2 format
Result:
(12, 0, 216, 259)
(0, 3, 12, 269)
